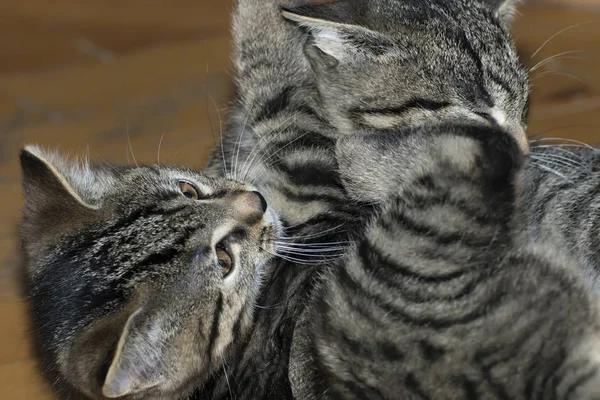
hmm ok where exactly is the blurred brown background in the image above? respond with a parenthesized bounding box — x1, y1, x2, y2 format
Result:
(0, 0, 599, 398)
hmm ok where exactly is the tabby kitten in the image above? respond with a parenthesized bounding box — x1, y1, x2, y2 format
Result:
(20, 146, 280, 399)
(288, 120, 600, 399)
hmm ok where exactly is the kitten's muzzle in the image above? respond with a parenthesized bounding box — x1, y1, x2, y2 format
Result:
(231, 190, 268, 224)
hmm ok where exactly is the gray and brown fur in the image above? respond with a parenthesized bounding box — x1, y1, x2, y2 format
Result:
(20, 0, 600, 399)
(292, 123, 600, 399)
(20, 145, 279, 399)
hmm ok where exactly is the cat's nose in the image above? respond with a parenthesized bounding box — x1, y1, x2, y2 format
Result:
(232, 191, 267, 222)
(252, 191, 268, 213)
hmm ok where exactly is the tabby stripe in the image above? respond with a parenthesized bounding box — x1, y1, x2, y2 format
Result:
(320, 315, 405, 363)
(318, 273, 386, 329)
(474, 310, 554, 400)
(276, 185, 346, 204)
(359, 239, 470, 284)
(255, 86, 293, 123)
(337, 257, 504, 329)
(358, 238, 485, 303)
(419, 340, 446, 362)
(381, 208, 496, 248)
(266, 130, 336, 153)
(350, 98, 450, 116)
(206, 293, 224, 361)
(456, 31, 494, 106)
(570, 181, 600, 231)
(459, 375, 480, 400)
(275, 161, 341, 188)
(404, 373, 432, 400)
(101, 203, 190, 237)
(310, 336, 380, 400)
(135, 225, 202, 268)
(405, 191, 490, 223)
(563, 366, 599, 400)
(487, 72, 514, 97)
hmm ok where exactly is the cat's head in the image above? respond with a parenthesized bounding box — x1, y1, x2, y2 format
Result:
(283, 0, 530, 152)
(19, 145, 280, 399)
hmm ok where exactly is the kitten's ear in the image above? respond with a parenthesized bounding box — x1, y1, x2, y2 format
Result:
(20, 145, 97, 216)
(281, 1, 390, 68)
(102, 308, 167, 398)
(479, 0, 521, 23)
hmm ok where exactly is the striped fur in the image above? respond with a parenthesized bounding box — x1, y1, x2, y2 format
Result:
(20, 0, 600, 399)
(20, 146, 281, 399)
(291, 125, 600, 399)
(525, 144, 600, 292)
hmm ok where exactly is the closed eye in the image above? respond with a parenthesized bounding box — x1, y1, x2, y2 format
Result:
(351, 99, 451, 130)
(351, 99, 450, 116)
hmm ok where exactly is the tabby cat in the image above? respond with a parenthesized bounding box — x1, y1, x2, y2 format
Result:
(289, 118, 600, 400)
(19, 0, 600, 399)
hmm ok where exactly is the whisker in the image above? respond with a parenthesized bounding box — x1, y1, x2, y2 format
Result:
(530, 161, 572, 183)
(205, 91, 227, 179)
(275, 240, 351, 248)
(126, 124, 139, 167)
(261, 247, 328, 265)
(220, 354, 233, 400)
(529, 50, 585, 73)
(529, 152, 582, 168)
(276, 245, 346, 255)
(241, 115, 299, 182)
(281, 224, 346, 240)
(529, 156, 577, 174)
(530, 21, 593, 60)
(530, 145, 585, 163)
(530, 70, 587, 85)
(529, 137, 595, 149)
(157, 133, 165, 165)
(233, 106, 255, 181)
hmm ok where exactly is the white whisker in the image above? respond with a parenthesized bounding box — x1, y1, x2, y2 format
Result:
(206, 91, 227, 179)
(157, 133, 165, 165)
(126, 124, 139, 167)
(529, 50, 585, 73)
(530, 153, 582, 168)
(530, 161, 572, 183)
(530, 21, 593, 60)
(220, 354, 233, 400)
(529, 137, 595, 149)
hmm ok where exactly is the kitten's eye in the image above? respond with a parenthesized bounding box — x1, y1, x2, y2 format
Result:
(216, 244, 233, 277)
(178, 180, 199, 200)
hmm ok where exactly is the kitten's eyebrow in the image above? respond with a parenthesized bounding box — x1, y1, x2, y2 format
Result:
(351, 99, 451, 116)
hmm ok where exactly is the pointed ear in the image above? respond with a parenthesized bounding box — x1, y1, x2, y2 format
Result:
(102, 308, 168, 398)
(479, 0, 521, 23)
(20, 145, 98, 216)
(281, 1, 391, 68)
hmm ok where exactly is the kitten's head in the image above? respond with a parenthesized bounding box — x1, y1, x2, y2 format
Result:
(283, 0, 530, 151)
(19, 145, 280, 399)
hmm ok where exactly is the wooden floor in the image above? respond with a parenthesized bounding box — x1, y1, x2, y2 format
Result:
(0, 1, 599, 399)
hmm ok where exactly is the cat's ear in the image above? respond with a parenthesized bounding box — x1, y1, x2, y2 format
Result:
(281, 1, 391, 68)
(478, 0, 521, 23)
(20, 145, 98, 216)
(19, 145, 103, 258)
(102, 308, 168, 398)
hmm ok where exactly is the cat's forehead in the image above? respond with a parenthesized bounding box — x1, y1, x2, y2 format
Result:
(107, 165, 248, 198)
